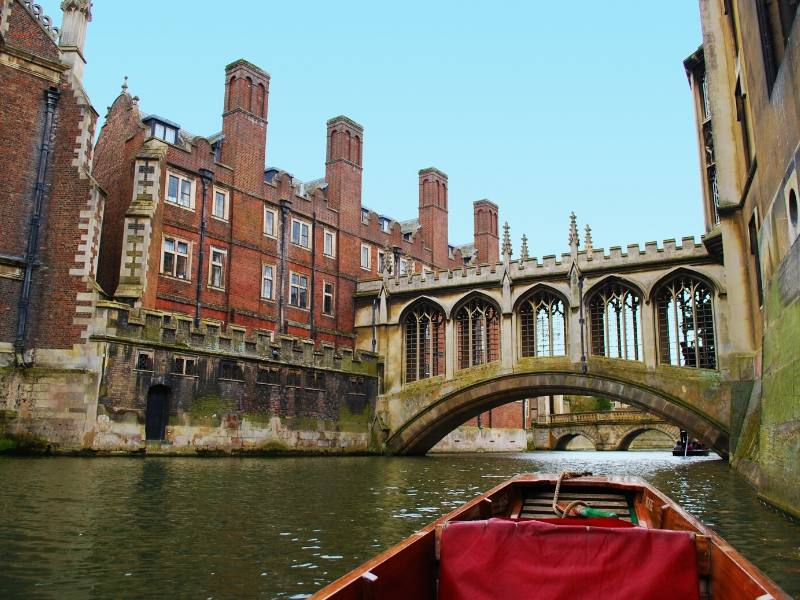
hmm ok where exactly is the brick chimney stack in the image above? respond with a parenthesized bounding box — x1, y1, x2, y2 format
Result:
(221, 59, 270, 195)
(418, 167, 449, 267)
(325, 116, 363, 216)
(59, 0, 92, 81)
(473, 199, 499, 264)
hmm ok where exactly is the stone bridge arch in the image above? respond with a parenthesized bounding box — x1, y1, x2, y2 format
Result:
(552, 430, 600, 450)
(384, 371, 729, 457)
(615, 424, 681, 451)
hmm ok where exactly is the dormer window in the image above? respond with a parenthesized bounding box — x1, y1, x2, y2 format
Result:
(151, 121, 178, 144)
(361, 208, 370, 224)
(448, 246, 455, 259)
(379, 217, 391, 233)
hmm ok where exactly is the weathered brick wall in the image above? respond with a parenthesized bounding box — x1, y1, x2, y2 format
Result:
(0, 0, 103, 350)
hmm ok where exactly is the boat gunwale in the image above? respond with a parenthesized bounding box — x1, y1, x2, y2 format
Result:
(312, 473, 790, 599)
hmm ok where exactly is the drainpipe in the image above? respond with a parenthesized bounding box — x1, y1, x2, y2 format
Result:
(194, 168, 214, 327)
(14, 87, 60, 367)
(309, 211, 317, 340)
(578, 274, 587, 374)
(371, 298, 378, 352)
(277, 198, 291, 334)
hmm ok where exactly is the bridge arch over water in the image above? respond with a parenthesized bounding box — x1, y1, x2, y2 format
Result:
(383, 369, 729, 457)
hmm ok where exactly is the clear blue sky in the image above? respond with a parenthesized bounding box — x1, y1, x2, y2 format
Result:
(42, 0, 704, 258)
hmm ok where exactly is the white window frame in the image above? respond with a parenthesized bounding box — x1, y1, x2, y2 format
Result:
(165, 171, 195, 210)
(360, 243, 371, 270)
(211, 187, 229, 221)
(323, 229, 336, 258)
(322, 281, 335, 316)
(377, 250, 386, 272)
(361, 208, 370, 224)
(380, 217, 391, 233)
(261, 263, 275, 300)
(264, 206, 278, 238)
(289, 271, 309, 309)
(208, 246, 227, 289)
(399, 257, 409, 275)
(290, 218, 311, 250)
(161, 235, 191, 280)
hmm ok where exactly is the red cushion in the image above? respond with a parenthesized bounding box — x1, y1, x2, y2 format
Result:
(439, 518, 699, 600)
(533, 517, 636, 528)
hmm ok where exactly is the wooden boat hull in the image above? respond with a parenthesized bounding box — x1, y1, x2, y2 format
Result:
(312, 474, 788, 600)
(673, 449, 711, 456)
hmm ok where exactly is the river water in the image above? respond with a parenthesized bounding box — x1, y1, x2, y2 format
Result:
(0, 452, 798, 599)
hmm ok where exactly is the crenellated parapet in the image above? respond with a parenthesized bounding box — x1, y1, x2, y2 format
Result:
(360, 235, 714, 296)
(93, 301, 379, 376)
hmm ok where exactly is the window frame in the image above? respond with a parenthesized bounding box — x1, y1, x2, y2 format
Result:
(208, 246, 227, 290)
(211, 187, 230, 221)
(322, 281, 335, 316)
(361, 208, 370, 225)
(289, 271, 309, 309)
(290, 218, 312, 250)
(323, 229, 336, 258)
(165, 171, 195, 210)
(360, 243, 371, 271)
(135, 350, 155, 372)
(261, 263, 275, 300)
(264, 206, 278, 238)
(171, 355, 197, 377)
(161, 235, 191, 281)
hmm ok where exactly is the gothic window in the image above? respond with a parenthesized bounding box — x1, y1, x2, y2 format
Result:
(455, 298, 500, 369)
(519, 290, 566, 357)
(656, 275, 716, 369)
(589, 282, 643, 361)
(404, 301, 445, 383)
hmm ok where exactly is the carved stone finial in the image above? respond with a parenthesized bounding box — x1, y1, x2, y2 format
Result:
(520, 234, 529, 262)
(584, 224, 593, 259)
(568, 212, 579, 249)
(61, 0, 92, 18)
(502, 221, 512, 261)
(121, 75, 128, 93)
(381, 243, 393, 277)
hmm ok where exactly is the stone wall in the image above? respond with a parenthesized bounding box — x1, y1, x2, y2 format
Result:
(743, 238, 800, 517)
(430, 425, 526, 453)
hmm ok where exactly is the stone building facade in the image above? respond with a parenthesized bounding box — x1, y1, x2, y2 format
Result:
(686, 0, 800, 517)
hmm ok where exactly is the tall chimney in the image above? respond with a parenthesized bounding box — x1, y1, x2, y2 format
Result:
(59, 0, 92, 81)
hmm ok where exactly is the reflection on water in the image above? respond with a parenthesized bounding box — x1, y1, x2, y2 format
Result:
(0, 452, 798, 599)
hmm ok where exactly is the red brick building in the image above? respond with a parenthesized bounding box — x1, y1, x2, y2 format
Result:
(93, 59, 501, 348)
(0, 0, 104, 362)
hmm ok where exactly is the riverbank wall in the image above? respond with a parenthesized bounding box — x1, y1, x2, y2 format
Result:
(0, 303, 381, 456)
(430, 426, 526, 453)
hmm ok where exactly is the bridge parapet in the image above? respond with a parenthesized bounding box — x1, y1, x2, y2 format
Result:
(538, 410, 668, 426)
(358, 236, 710, 297)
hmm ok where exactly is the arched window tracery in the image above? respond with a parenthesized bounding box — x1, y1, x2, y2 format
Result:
(455, 298, 500, 369)
(519, 290, 566, 357)
(656, 275, 716, 369)
(589, 282, 643, 361)
(403, 301, 446, 383)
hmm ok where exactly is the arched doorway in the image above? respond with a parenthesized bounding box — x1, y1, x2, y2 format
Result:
(145, 385, 171, 441)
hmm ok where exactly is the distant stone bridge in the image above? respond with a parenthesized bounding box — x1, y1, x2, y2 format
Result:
(530, 410, 680, 451)
(355, 222, 756, 459)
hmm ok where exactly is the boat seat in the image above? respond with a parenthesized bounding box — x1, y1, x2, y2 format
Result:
(517, 489, 635, 522)
(436, 518, 701, 600)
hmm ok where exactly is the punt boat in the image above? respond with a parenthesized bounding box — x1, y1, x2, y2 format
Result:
(313, 472, 788, 600)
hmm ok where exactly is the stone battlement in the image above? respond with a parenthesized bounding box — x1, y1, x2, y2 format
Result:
(92, 301, 379, 376)
(359, 235, 709, 294)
